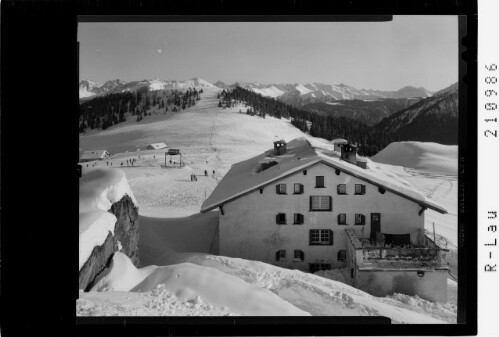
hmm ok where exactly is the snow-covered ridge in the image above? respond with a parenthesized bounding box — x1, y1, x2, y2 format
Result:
(79, 168, 137, 270)
(79, 77, 219, 98)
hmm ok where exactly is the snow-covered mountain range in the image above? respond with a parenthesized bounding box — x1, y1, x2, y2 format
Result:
(216, 81, 433, 104)
(81, 77, 433, 103)
(79, 77, 217, 99)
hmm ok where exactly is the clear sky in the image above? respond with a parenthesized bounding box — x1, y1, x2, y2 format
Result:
(78, 16, 458, 92)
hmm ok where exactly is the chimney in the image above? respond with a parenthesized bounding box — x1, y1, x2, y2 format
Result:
(273, 140, 287, 156)
(340, 143, 357, 165)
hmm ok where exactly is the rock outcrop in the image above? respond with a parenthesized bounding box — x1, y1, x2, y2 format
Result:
(110, 195, 140, 266)
(79, 195, 139, 291)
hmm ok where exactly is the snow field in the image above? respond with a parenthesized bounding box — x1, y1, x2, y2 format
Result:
(372, 141, 458, 176)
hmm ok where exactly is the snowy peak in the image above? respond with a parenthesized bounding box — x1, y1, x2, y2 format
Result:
(101, 79, 127, 92)
(393, 86, 433, 99)
(79, 80, 103, 98)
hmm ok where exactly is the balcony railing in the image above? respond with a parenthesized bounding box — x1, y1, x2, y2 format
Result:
(344, 228, 447, 267)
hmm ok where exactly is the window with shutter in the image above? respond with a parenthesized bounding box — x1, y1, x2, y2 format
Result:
(294, 250, 304, 261)
(276, 184, 287, 194)
(355, 214, 365, 225)
(294, 183, 304, 194)
(338, 213, 347, 225)
(355, 184, 366, 195)
(310, 196, 332, 211)
(293, 213, 304, 224)
(337, 184, 347, 195)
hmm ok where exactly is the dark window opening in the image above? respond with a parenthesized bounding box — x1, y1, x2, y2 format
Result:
(335, 169, 340, 176)
(338, 213, 347, 225)
(315, 176, 325, 188)
(337, 184, 347, 195)
(276, 213, 287, 225)
(337, 250, 347, 262)
(378, 187, 386, 194)
(275, 250, 286, 261)
(293, 213, 304, 224)
(303, 170, 307, 175)
(310, 263, 331, 273)
(294, 250, 305, 261)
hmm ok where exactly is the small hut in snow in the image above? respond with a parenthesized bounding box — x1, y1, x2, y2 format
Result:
(79, 150, 110, 162)
(147, 142, 168, 150)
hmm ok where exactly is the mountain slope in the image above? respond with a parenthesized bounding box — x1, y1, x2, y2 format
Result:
(374, 83, 458, 144)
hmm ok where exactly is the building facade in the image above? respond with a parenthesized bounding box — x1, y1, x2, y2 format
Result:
(201, 138, 450, 302)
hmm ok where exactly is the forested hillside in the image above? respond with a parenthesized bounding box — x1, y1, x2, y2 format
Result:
(79, 87, 203, 132)
(224, 87, 399, 156)
(302, 98, 421, 126)
(374, 83, 458, 145)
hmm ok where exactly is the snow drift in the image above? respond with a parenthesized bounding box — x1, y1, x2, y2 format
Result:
(79, 252, 455, 322)
(371, 142, 457, 175)
(89, 252, 309, 316)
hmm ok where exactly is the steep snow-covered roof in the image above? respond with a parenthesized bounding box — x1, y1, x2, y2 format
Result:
(80, 150, 109, 161)
(200, 137, 447, 214)
(79, 168, 137, 270)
